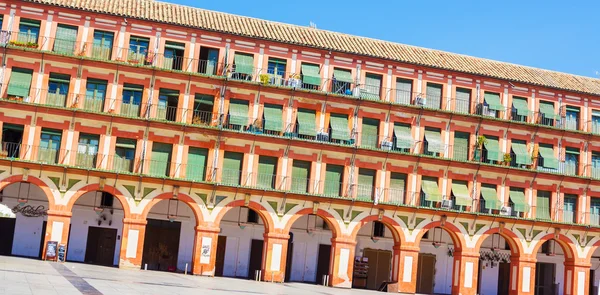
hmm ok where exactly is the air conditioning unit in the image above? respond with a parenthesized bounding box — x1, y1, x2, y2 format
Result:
(415, 95, 425, 106)
(441, 199, 453, 209)
(381, 140, 393, 150)
(499, 206, 512, 216)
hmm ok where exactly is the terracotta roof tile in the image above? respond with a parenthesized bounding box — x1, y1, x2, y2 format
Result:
(25, 0, 600, 97)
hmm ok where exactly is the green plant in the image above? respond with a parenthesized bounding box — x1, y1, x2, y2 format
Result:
(259, 74, 270, 85)
(503, 153, 512, 163)
(476, 135, 487, 148)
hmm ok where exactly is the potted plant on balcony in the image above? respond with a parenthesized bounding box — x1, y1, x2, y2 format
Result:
(192, 115, 203, 125)
(474, 135, 487, 161)
(259, 74, 270, 85)
(503, 153, 512, 166)
(0, 149, 8, 158)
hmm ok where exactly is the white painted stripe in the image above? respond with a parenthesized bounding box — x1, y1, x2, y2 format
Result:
(522, 266, 531, 292)
(125, 229, 139, 258)
(338, 248, 350, 277)
(402, 256, 413, 282)
(50, 221, 64, 244)
(270, 243, 282, 271)
(464, 261, 473, 288)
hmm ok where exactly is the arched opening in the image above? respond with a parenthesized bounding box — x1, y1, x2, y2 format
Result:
(141, 197, 198, 273)
(416, 226, 459, 294)
(215, 205, 268, 279)
(66, 190, 124, 267)
(534, 238, 571, 295)
(0, 181, 51, 259)
(476, 232, 519, 295)
(589, 246, 600, 295)
(285, 213, 334, 285)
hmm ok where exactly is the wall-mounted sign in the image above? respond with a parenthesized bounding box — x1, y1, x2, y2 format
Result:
(12, 205, 48, 217)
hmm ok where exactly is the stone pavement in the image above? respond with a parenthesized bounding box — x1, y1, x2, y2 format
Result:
(0, 256, 380, 295)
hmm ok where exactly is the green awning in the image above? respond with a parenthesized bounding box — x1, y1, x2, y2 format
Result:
(333, 68, 353, 83)
(49, 73, 71, 83)
(484, 137, 501, 162)
(509, 190, 529, 213)
(228, 99, 249, 126)
(511, 141, 530, 165)
(539, 101, 558, 119)
(424, 129, 442, 153)
(480, 186, 501, 210)
(538, 145, 558, 169)
(512, 97, 529, 116)
(484, 92, 504, 111)
(330, 114, 350, 140)
(234, 53, 254, 75)
(20, 19, 41, 27)
(297, 109, 317, 137)
(451, 182, 471, 206)
(165, 41, 185, 50)
(301, 64, 321, 86)
(263, 104, 283, 132)
(115, 139, 136, 150)
(7, 68, 33, 98)
(422, 178, 442, 202)
(394, 124, 412, 149)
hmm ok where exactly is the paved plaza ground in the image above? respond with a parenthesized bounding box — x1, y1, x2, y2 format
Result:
(0, 256, 382, 295)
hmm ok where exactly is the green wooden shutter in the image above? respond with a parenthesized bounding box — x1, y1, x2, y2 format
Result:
(511, 141, 530, 165)
(512, 97, 529, 116)
(452, 181, 471, 206)
(538, 144, 558, 169)
(455, 88, 471, 113)
(421, 177, 442, 202)
(233, 53, 254, 75)
(297, 109, 317, 137)
(484, 92, 503, 111)
(291, 160, 311, 193)
(263, 104, 283, 132)
(536, 191, 551, 220)
(357, 168, 375, 201)
(563, 194, 576, 223)
(425, 128, 442, 154)
(539, 101, 558, 119)
(484, 136, 501, 162)
(361, 74, 381, 100)
(150, 143, 172, 177)
(222, 151, 243, 185)
(301, 63, 321, 86)
(228, 99, 249, 126)
(394, 124, 412, 150)
(257, 156, 277, 189)
(425, 83, 442, 109)
(480, 185, 501, 210)
(509, 189, 529, 213)
(361, 118, 379, 149)
(324, 164, 344, 197)
(54, 24, 78, 54)
(92, 30, 114, 59)
(395, 78, 413, 104)
(7, 68, 33, 98)
(388, 173, 406, 204)
(333, 68, 353, 83)
(330, 114, 350, 141)
(453, 132, 469, 161)
(187, 147, 208, 181)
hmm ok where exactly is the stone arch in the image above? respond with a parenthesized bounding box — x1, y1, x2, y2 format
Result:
(474, 227, 524, 256)
(214, 199, 275, 233)
(0, 174, 57, 210)
(531, 233, 578, 260)
(585, 239, 600, 261)
(283, 208, 342, 238)
(415, 221, 466, 251)
(66, 183, 132, 218)
(141, 192, 204, 226)
(349, 215, 405, 245)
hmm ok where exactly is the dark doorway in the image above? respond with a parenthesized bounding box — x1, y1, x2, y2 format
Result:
(535, 262, 556, 295)
(2, 123, 24, 157)
(284, 232, 294, 282)
(37, 221, 47, 259)
(0, 217, 16, 255)
(142, 218, 181, 271)
(316, 244, 331, 285)
(84, 227, 117, 266)
(215, 235, 227, 277)
(198, 46, 219, 75)
(497, 262, 510, 295)
(248, 239, 264, 280)
(416, 253, 436, 294)
(590, 269, 596, 295)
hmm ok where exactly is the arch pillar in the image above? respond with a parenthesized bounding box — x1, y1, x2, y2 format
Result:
(118, 217, 147, 269)
(330, 235, 356, 288)
(191, 224, 221, 276)
(564, 261, 591, 295)
(396, 244, 420, 294)
(41, 210, 72, 260)
(451, 250, 481, 295)
(261, 230, 290, 283)
(509, 255, 536, 295)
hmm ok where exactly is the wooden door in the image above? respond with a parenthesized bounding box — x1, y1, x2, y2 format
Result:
(316, 244, 331, 285)
(535, 262, 556, 295)
(284, 237, 294, 282)
(85, 227, 117, 266)
(0, 217, 16, 255)
(248, 239, 264, 279)
(416, 253, 436, 294)
(37, 221, 47, 259)
(363, 248, 392, 290)
(497, 262, 510, 295)
(215, 235, 227, 276)
(141, 219, 181, 271)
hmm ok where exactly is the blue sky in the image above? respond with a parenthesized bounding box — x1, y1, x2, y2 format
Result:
(171, 0, 599, 78)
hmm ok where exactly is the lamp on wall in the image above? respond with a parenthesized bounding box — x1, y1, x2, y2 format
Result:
(172, 185, 180, 199)
(237, 207, 247, 229)
(377, 209, 384, 221)
(432, 227, 442, 248)
(93, 191, 104, 215)
(167, 198, 179, 222)
(17, 182, 31, 206)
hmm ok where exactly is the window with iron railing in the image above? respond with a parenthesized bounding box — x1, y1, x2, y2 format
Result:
(267, 57, 287, 86)
(424, 83, 442, 109)
(455, 87, 471, 114)
(198, 46, 219, 75)
(47, 73, 70, 107)
(54, 24, 78, 55)
(563, 147, 579, 176)
(149, 142, 172, 177)
(564, 106, 580, 131)
(453, 131, 470, 161)
(17, 18, 41, 46)
(590, 199, 600, 226)
(331, 68, 353, 96)
(128, 36, 150, 64)
(121, 84, 143, 117)
(360, 73, 382, 101)
(395, 78, 413, 105)
(1, 123, 24, 158)
(39, 128, 62, 164)
(511, 96, 529, 122)
(92, 30, 114, 60)
(163, 41, 185, 71)
(76, 133, 99, 168)
(535, 190, 551, 220)
(290, 160, 311, 194)
(6, 67, 33, 99)
(84, 79, 108, 112)
(563, 194, 577, 224)
(592, 152, 600, 179)
(592, 110, 600, 135)
(114, 138, 136, 173)
(157, 88, 179, 122)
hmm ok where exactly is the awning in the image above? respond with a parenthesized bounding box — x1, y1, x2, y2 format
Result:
(424, 129, 442, 153)
(484, 92, 504, 111)
(297, 110, 317, 137)
(512, 97, 529, 116)
(451, 182, 471, 206)
(538, 145, 558, 169)
(333, 68, 353, 83)
(511, 141, 530, 165)
(509, 190, 529, 213)
(421, 178, 442, 202)
(234, 53, 254, 75)
(484, 137, 501, 162)
(536, 196, 551, 220)
(539, 101, 558, 119)
(393, 124, 413, 149)
(228, 99, 249, 126)
(480, 186, 501, 210)
(263, 105, 283, 132)
(301, 64, 321, 86)
(330, 114, 350, 141)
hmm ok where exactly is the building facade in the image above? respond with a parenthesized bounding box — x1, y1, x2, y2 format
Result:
(0, 0, 600, 294)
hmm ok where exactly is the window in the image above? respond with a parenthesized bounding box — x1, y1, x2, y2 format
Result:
(7, 68, 33, 99)
(453, 132, 470, 161)
(100, 192, 114, 207)
(564, 106, 579, 130)
(192, 94, 215, 125)
(591, 199, 600, 226)
(511, 96, 529, 122)
(54, 24, 78, 54)
(356, 168, 375, 201)
(537, 144, 558, 171)
(592, 110, 600, 135)
(395, 78, 413, 105)
(300, 63, 321, 90)
(149, 142, 172, 177)
(331, 68, 353, 95)
(227, 99, 249, 130)
(257, 156, 277, 189)
(536, 191, 551, 220)
(247, 209, 259, 224)
(163, 41, 185, 70)
(393, 123, 412, 152)
(510, 140, 530, 167)
(128, 36, 150, 64)
(84, 79, 108, 112)
(592, 152, 600, 179)
(324, 164, 344, 197)
(263, 104, 283, 135)
(329, 114, 350, 144)
(198, 46, 219, 75)
(563, 194, 576, 224)
(232, 52, 254, 80)
(421, 177, 441, 207)
(564, 147, 579, 176)
(423, 128, 442, 156)
(1, 123, 24, 158)
(360, 73, 382, 100)
(296, 109, 317, 139)
(114, 138, 136, 173)
(538, 101, 557, 127)
(480, 184, 500, 213)
(388, 173, 407, 204)
(157, 89, 179, 121)
(17, 18, 40, 45)
(267, 58, 287, 85)
(455, 88, 471, 114)
(47, 73, 70, 107)
(373, 221, 385, 238)
(121, 84, 143, 117)
(360, 118, 379, 149)
(481, 135, 500, 164)
(424, 83, 442, 109)
(481, 92, 503, 117)
(222, 151, 243, 185)
(76, 133, 99, 168)
(291, 160, 311, 193)
(39, 128, 62, 164)
(187, 147, 208, 181)
(92, 30, 114, 60)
